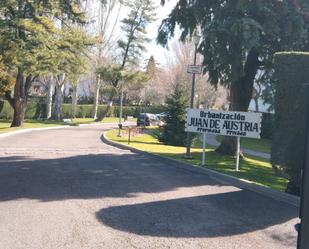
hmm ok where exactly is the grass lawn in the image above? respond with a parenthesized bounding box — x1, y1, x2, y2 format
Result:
(0, 117, 136, 134)
(73, 117, 136, 124)
(0, 120, 66, 134)
(106, 128, 288, 192)
(217, 135, 271, 154)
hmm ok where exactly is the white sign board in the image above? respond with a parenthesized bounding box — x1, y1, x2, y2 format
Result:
(185, 109, 262, 139)
(187, 65, 202, 74)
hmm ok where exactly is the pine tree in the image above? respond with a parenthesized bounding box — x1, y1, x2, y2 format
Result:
(0, 0, 87, 127)
(146, 55, 157, 78)
(96, 0, 156, 121)
(160, 84, 188, 146)
(118, 0, 156, 67)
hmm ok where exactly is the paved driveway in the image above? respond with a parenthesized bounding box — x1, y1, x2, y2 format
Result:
(0, 125, 298, 249)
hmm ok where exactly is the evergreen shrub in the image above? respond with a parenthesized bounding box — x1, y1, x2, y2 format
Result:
(159, 84, 188, 146)
(272, 52, 309, 195)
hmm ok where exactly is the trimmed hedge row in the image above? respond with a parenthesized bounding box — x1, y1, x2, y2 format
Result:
(0, 101, 39, 120)
(272, 52, 309, 195)
(0, 100, 167, 120)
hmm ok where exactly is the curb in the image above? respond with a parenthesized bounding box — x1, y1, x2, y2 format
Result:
(0, 122, 126, 139)
(0, 125, 70, 138)
(102, 132, 300, 208)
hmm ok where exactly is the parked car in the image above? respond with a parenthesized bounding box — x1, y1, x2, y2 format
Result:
(137, 113, 156, 126)
(156, 112, 168, 120)
(155, 112, 167, 127)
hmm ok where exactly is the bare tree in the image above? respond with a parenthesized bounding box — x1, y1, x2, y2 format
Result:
(89, 0, 123, 119)
(154, 41, 228, 109)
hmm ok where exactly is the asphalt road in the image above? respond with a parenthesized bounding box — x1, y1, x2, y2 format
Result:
(0, 124, 299, 249)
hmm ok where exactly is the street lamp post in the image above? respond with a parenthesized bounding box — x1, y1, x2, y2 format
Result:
(185, 32, 201, 159)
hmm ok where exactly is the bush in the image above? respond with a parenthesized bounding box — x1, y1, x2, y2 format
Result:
(0, 101, 13, 119)
(0, 100, 166, 120)
(159, 84, 188, 146)
(113, 105, 166, 118)
(272, 52, 309, 195)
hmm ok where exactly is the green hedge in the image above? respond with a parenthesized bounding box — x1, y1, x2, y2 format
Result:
(61, 104, 166, 118)
(0, 100, 166, 120)
(272, 52, 309, 195)
(0, 101, 40, 119)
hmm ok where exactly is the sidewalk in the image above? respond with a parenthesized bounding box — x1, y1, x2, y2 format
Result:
(204, 134, 271, 160)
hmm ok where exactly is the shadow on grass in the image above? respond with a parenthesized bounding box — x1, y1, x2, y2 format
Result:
(0, 120, 11, 123)
(0, 127, 12, 130)
(112, 138, 161, 146)
(154, 151, 288, 192)
(107, 128, 287, 191)
(25, 119, 72, 125)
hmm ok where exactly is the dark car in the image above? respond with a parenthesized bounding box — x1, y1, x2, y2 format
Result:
(137, 113, 150, 126)
(137, 113, 158, 126)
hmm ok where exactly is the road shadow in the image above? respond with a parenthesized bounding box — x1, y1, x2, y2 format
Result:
(0, 153, 221, 202)
(0, 152, 298, 239)
(96, 190, 298, 238)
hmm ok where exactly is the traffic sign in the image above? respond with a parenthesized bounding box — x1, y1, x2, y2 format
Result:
(186, 108, 262, 172)
(185, 108, 262, 139)
(187, 65, 202, 74)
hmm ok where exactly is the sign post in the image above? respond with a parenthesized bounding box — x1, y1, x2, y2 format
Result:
(297, 86, 309, 249)
(299, 141, 309, 249)
(185, 63, 202, 159)
(202, 133, 206, 166)
(236, 136, 240, 171)
(185, 108, 262, 169)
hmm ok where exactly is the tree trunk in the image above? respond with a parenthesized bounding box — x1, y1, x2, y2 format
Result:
(216, 48, 260, 155)
(52, 83, 64, 121)
(8, 69, 33, 127)
(46, 77, 54, 119)
(0, 98, 4, 113)
(254, 97, 259, 112)
(95, 90, 116, 122)
(11, 99, 27, 127)
(96, 99, 113, 122)
(93, 76, 101, 119)
(71, 84, 78, 119)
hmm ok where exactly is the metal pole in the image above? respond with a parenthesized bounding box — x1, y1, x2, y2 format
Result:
(202, 133, 206, 166)
(144, 88, 147, 128)
(185, 43, 198, 159)
(298, 85, 309, 249)
(118, 87, 124, 137)
(236, 136, 240, 171)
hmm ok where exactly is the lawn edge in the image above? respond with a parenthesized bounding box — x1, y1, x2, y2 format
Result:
(0, 122, 123, 138)
(102, 131, 300, 208)
(0, 125, 70, 138)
